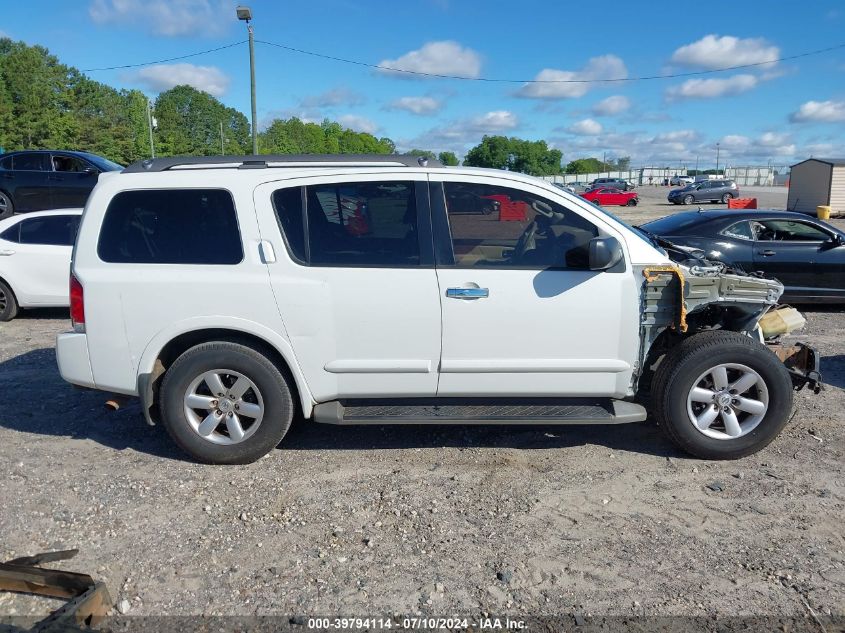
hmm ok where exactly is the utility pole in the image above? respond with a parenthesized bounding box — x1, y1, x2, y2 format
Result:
(146, 100, 156, 158)
(715, 142, 721, 174)
(237, 6, 258, 155)
(695, 155, 699, 175)
(220, 121, 225, 155)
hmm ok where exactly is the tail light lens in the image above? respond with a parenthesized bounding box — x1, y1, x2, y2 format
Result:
(70, 273, 85, 331)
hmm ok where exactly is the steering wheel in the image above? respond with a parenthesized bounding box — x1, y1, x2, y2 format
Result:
(511, 200, 565, 261)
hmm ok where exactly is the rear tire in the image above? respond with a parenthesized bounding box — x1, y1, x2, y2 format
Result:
(0, 279, 18, 321)
(159, 341, 294, 464)
(0, 192, 13, 220)
(651, 331, 793, 460)
(722, 193, 734, 203)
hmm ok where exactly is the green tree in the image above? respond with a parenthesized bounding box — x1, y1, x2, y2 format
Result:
(153, 85, 250, 157)
(408, 148, 436, 160)
(258, 117, 395, 155)
(565, 157, 610, 174)
(438, 151, 459, 166)
(464, 136, 562, 176)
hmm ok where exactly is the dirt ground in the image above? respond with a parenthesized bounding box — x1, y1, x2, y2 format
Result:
(1, 191, 843, 624)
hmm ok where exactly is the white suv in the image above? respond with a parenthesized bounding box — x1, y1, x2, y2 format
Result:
(56, 155, 821, 464)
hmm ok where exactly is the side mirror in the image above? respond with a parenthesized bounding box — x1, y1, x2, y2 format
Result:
(82, 166, 98, 176)
(589, 236, 624, 271)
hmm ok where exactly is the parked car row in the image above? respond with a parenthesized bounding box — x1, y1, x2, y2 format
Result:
(0, 149, 122, 219)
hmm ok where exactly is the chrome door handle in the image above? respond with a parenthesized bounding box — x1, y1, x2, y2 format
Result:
(0, 249, 15, 256)
(446, 287, 489, 299)
(758, 250, 776, 257)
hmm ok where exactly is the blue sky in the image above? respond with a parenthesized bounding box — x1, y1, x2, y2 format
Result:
(2, 0, 845, 166)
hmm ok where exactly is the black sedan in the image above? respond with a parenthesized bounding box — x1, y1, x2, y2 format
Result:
(0, 150, 123, 218)
(640, 210, 845, 303)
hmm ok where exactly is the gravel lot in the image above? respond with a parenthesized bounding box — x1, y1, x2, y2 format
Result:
(1, 190, 843, 624)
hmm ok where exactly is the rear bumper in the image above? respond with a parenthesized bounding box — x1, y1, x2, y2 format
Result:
(56, 331, 96, 389)
(768, 341, 822, 394)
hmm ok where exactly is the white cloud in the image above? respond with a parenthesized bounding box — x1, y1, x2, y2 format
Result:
(591, 95, 630, 116)
(130, 63, 230, 96)
(300, 88, 365, 109)
(378, 41, 482, 79)
(790, 100, 845, 123)
(337, 114, 379, 135)
(469, 110, 518, 131)
(665, 74, 759, 100)
(716, 133, 796, 160)
(653, 129, 698, 143)
(89, 0, 231, 37)
(401, 110, 518, 155)
(670, 34, 779, 69)
(567, 119, 603, 135)
(388, 96, 442, 115)
(517, 55, 627, 100)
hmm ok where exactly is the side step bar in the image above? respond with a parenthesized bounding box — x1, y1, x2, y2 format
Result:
(313, 399, 647, 426)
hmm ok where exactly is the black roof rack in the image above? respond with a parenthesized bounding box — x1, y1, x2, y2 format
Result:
(122, 154, 442, 173)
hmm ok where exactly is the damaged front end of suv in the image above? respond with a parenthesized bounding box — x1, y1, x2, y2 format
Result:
(637, 260, 822, 397)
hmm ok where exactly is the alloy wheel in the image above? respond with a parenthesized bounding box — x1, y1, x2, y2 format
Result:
(686, 363, 769, 440)
(183, 369, 265, 445)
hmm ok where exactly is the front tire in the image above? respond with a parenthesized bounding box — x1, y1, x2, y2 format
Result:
(683, 194, 694, 205)
(626, 198, 638, 206)
(0, 279, 18, 321)
(651, 331, 793, 460)
(159, 341, 294, 464)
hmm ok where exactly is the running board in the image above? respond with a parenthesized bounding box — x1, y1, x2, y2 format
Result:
(313, 399, 647, 426)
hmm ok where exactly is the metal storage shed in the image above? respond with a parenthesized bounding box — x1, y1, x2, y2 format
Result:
(787, 158, 845, 215)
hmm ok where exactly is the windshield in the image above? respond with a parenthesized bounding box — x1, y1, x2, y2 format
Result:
(82, 153, 124, 171)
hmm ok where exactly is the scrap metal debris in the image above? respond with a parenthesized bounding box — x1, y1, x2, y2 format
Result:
(0, 549, 111, 632)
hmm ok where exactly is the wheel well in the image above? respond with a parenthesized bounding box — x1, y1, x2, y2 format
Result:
(0, 274, 17, 300)
(147, 328, 303, 423)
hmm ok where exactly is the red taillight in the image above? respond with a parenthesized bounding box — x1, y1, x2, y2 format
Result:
(70, 273, 85, 330)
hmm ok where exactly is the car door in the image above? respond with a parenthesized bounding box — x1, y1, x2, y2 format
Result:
(692, 181, 709, 202)
(4, 214, 78, 304)
(430, 175, 640, 397)
(6, 153, 53, 212)
(751, 218, 836, 299)
(253, 173, 442, 402)
(50, 154, 98, 207)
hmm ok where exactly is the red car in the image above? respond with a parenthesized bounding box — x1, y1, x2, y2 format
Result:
(580, 187, 638, 206)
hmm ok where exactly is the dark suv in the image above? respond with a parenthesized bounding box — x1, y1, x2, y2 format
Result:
(0, 150, 123, 218)
(591, 177, 633, 191)
(668, 179, 739, 205)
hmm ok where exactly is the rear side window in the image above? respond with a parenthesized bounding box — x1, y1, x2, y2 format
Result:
(306, 181, 419, 266)
(0, 155, 12, 170)
(14, 153, 50, 171)
(98, 189, 242, 264)
(19, 215, 80, 246)
(271, 187, 306, 263)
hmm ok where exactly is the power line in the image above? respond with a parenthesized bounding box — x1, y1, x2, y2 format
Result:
(81, 41, 247, 72)
(255, 39, 845, 83)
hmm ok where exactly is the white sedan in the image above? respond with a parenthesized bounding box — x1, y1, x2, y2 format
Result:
(0, 209, 82, 321)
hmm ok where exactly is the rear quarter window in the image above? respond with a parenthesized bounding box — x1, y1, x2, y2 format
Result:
(97, 189, 242, 264)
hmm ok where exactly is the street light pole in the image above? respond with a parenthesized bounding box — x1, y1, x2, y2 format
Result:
(146, 100, 155, 158)
(237, 6, 258, 155)
(715, 142, 721, 174)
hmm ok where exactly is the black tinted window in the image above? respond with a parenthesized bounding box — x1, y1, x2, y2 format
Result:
(98, 189, 242, 264)
(444, 182, 598, 269)
(0, 223, 20, 242)
(271, 187, 306, 263)
(0, 156, 12, 170)
(19, 215, 79, 246)
(305, 181, 419, 266)
(52, 155, 90, 172)
(14, 153, 50, 171)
